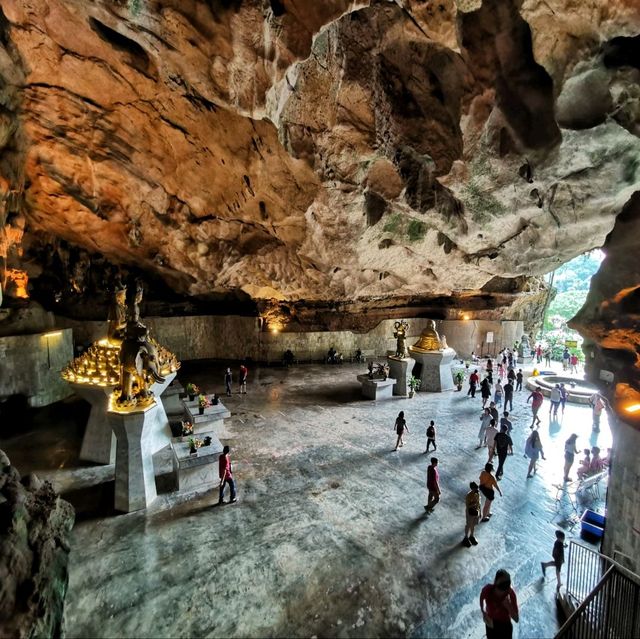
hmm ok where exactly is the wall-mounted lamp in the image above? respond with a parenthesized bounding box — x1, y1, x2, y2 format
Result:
(624, 403, 640, 414)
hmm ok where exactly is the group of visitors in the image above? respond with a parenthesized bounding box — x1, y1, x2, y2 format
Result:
(223, 363, 249, 396)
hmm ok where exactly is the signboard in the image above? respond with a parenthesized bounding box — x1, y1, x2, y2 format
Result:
(599, 369, 614, 383)
(486, 332, 494, 344)
(565, 340, 578, 348)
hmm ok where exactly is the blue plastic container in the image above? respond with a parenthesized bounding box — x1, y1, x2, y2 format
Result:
(581, 509, 606, 539)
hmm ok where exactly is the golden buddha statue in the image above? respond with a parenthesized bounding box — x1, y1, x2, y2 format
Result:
(411, 320, 443, 352)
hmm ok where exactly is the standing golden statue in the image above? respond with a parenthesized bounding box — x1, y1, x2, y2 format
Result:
(393, 320, 409, 358)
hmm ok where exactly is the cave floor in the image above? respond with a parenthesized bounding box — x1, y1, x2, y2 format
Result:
(1, 362, 611, 638)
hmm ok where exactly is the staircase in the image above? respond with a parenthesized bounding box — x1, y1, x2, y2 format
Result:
(555, 542, 640, 638)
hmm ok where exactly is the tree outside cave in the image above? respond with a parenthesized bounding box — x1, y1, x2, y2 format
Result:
(538, 250, 604, 362)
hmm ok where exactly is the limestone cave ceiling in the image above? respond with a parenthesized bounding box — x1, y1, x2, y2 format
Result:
(0, 0, 639, 321)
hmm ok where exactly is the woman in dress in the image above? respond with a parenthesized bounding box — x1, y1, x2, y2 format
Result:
(525, 430, 546, 478)
(563, 434, 579, 482)
(393, 411, 409, 451)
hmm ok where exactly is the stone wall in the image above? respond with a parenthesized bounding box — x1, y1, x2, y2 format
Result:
(602, 415, 640, 574)
(58, 315, 523, 364)
(0, 329, 73, 406)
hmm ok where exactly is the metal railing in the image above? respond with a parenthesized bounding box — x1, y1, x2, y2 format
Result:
(556, 542, 640, 638)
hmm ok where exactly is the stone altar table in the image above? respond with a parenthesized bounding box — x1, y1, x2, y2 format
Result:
(172, 434, 223, 492)
(109, 402, 159, 512)
(387, 356, 415, 396)
(357, 374, 397, 400)
(74, 372, 176, 464)
(183, 399, 231, 435)
(409, 348, 456, 392)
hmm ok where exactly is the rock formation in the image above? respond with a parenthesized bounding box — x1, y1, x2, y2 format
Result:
(0, 0, 637, 325)
(0, 450, 75, 638)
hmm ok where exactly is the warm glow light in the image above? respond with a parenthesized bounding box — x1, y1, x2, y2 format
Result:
(462, 314, 470, 321)
(271, 328, 279, 334)
(625, 403, 640, 414)
(43, 331, 63, 338)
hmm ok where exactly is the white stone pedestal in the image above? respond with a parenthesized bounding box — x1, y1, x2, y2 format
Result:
(109, 403, 159, 512)
(183, 400, 231, 436)
(73, 372, 176, 465)
(387, 356, 415, 396)
(357, 374, 397, 400)
(172, 434, 224, 492)
(409, 348, 456, 392)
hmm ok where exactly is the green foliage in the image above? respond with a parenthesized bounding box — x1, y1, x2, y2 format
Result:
(623, 155, 639, 184)
(553, 252, 604, 294)
(383, 213, 402, 234)
(382, 213, 428, 242)
(407, 220, 427, 242)
(409, 376, 421, 392)
(464, 181, 506, 223)
(544, 291, 587, 330)
(128, 0, 142, 16)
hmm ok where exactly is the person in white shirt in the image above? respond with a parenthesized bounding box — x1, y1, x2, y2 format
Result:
(563, 434, 579, 482)
(485, 419, 499, 462)
(549, 384, 562, 419)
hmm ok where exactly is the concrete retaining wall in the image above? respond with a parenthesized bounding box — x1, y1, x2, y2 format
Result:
(0, 329, 74, 407)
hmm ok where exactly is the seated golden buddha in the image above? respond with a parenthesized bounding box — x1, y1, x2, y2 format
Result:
(411, 320, 443, 352)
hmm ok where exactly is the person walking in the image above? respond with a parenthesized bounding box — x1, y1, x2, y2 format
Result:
(486, 359, 494, 384)
(541, 530, 567, 591)
(589, 392, 607, 431)
(503, 380, 514, 412)
(563, 434, 579, 482)
(559, 383, 568, 413)
(525, 430, 546, 478)
(479, 462, 502, 521)
(494, 425, 513, 480)
(536, 344, 542, 363)
(570, 353, 579, 374)
(468, 369, 479, 398)
(549, 384, 561, 419)
(494, 380, 503, 408)
(425, 420, 437, 453)
(515, 369, 523, 391)
(486, 419, 499, 462)
(239, 363, 248, 394)
(224, 367, 233, 396)
(544, 349, 552, 367)
(497, 361, 505, 381)
(527, 388, 544, 428)
(562, 347, 570, 371)
(393, 411, 408, 450)
(489, 401, 500, 424)
(463, 482, 481, 547)
(481, 377, 492, 408)
(500, 411, 513, 435)
(478, 408, 492, 448)
(424, 457, 441, 512)
(218, 445, 237, 505)
(480, 569, 519, 639)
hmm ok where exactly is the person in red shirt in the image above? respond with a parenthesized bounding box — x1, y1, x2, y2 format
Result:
(218, 445, 237, 505)
(424, 457, 440, 513)
(526, 389, 544, 428)
(468, 369, 479, 398)
(239, 363, 248, 394)
(480, 569, 519, 639)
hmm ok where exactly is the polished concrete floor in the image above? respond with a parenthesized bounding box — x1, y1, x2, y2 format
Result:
(0, 361, 611, 638)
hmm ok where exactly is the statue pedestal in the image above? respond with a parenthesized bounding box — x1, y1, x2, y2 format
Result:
(387, 356, 415, 396)
(73, 372, 176, 465)
(356, 375, 396, 400)
(109, 403, 159, 512)
(409, 347, 456, 392)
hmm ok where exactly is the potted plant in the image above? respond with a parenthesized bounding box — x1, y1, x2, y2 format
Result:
(408, 376, 421, 398)
(198, 394, 210, 415)
(186, 383, 199, 401)
(188, 437, 197, 455)
(182, 421, 193, 438)
(454, 371, 465, 392)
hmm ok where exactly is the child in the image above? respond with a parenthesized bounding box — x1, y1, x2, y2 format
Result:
(425, 420, 437, 453)
(463, 482, 481, 547)
(541, 530, 567, 590)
